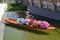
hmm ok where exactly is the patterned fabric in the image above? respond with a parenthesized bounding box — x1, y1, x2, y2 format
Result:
(16, 18, 25, 24)
(24, 19, 34, 25)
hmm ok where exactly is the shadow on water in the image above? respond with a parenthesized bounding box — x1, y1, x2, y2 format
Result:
(5, 23, 49, 35)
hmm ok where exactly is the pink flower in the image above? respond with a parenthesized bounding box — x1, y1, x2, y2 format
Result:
(38, 21, 50, 28)
(37, 20, 42, 25)
(24, 19, 33, 24)
(33, 20, 37, 24)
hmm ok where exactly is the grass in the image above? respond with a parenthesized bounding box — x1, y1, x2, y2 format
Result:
(7, 4, 26, 11)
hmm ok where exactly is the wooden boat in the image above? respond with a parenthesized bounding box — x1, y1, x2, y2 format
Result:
(4, 18, 55, 30)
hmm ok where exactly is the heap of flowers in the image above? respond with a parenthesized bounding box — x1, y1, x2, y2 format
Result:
(23, 18, 50, 29)
(17, 14, 50, 29)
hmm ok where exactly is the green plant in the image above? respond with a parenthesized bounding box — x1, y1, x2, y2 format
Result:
(7, 4, 26, 11)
